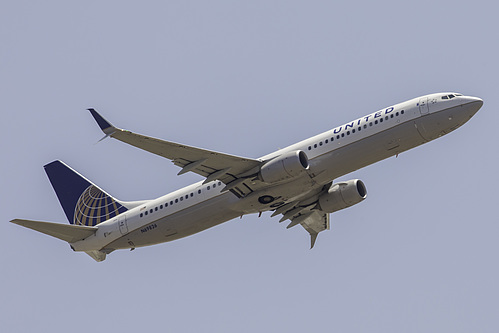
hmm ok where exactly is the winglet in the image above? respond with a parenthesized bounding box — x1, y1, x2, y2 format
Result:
(87, 108, 117, 136)
(310, 232, 318, 249)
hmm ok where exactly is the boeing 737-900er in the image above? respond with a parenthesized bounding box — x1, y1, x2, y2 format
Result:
(11, 92, 483, 261)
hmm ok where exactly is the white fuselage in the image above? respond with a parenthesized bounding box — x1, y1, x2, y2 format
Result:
(71, 93, 482, 253)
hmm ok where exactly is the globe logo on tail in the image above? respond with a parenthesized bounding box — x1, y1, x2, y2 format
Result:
(73, 185, 127, 226)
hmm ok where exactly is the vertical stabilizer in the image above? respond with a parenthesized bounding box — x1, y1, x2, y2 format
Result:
(44, 161, 128, 226)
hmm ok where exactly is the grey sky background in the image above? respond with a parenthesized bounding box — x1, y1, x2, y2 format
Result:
(1, 1, 498, 332)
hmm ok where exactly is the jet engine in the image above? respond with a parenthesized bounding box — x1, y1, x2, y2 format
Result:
(317, 179, 367, 213)
(259, 150, 309, 183)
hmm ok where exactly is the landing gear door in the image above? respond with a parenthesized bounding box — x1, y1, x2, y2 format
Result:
(118, 216, 128, 235)
(419, 97, 429, 115)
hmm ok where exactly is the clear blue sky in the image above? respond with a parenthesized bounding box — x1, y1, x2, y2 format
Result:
(2, 1, 498, 332)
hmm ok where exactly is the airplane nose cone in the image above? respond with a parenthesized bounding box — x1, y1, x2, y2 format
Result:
(461, 96, 483, 117)
(466, 96, 483, 106)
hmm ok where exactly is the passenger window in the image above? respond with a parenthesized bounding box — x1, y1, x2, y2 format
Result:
(145, 211, 148, 216)
(170, 201, 173, 205)
(401, 110, 405, 114)
(385, 116, 388, 120)
(314, 144, 317, 148)
(379, 118, 383, 123)
(160, 205, 163, 209)
(191, 193, 194, 197)
(364, 124, 367, 129)
(149, 209, 153, 213)
(341, 133, 345, 137)
(165, 203, 168, 207)
(375, 120, 378, 124)
(175, 199, 178, 203)
(319, 142, 323, 146)
(325, 139, 328, 144)
(155, 207, 158, 211)
(308, 146, 311, 150)
(347, 131, 350, 135)
(198, 190, 201, 194)
(208, 186, 211, 190)
(140, 213, 143, 218)
(180, 197, 183, 201)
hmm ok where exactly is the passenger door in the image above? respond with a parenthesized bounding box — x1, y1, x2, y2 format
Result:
(118, 215, 128, 235)
(419, 97, 429, 114)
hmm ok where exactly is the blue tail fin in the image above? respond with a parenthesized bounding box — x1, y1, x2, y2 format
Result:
(44, 161, 128, 226)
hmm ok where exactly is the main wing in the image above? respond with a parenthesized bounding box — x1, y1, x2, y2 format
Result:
(88, 109, 263, 188)
(273, 201, 330, 248)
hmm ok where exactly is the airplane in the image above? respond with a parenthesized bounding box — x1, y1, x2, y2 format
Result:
(11, 92, 483, 262)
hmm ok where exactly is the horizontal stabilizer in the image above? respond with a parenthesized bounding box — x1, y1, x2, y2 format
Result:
(10, 219, 97, 243)
(85, 250, 107, 262)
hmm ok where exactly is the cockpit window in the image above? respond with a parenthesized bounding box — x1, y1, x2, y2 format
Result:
(442, 94, 460, 100)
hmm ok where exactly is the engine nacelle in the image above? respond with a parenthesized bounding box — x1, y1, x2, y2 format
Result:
(259, 150, 309, 183)
(318, 179, 367, 213)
